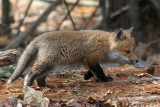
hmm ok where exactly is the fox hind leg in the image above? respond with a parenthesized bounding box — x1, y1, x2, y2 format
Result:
(36, 73, 54, 88)
(23, 58, 54, 87)
(24, 72, 38, 86)
(34, 63, 54, 87)
(36, 75, 46, 87)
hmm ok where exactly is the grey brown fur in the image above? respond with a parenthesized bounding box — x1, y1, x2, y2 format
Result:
(7, 29, 137, 87)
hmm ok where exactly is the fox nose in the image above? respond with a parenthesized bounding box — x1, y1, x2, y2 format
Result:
(130, 59, 139, 64)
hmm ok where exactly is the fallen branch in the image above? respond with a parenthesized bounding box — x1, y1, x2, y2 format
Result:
(0, 49, 19, 67)
(132, 77, 160, 84)
(118, 77, 160, 84)
(134, 73, 153, 78)
(119, 96, 160, 102)
(5, 0, 62, 50)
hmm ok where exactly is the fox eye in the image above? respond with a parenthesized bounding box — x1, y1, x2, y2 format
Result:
(125, 50, 130, 54)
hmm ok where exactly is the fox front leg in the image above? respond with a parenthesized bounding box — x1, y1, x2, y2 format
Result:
(84, 70, 94, 80)
(86, 63, 113, 82)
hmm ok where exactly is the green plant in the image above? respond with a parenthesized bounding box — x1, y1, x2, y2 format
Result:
(0, 64, 17, 79)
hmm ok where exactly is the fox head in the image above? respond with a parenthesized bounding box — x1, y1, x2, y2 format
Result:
(108, 27, 138, 65)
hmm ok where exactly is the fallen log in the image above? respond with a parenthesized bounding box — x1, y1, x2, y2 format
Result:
(131, 77, 160, 84)
(0, 49, 19, 67)
(119, 95, 160, 102)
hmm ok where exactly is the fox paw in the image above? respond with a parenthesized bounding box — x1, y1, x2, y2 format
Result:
(37, 83, 54, 88)
(84, 71, 94, 80)
(46, 84, 54, 88)
(100, 76, 113, 82)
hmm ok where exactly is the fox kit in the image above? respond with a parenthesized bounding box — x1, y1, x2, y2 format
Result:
(7, 27, 138, 87)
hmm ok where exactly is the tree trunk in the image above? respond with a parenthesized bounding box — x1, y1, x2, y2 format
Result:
(100, 0, 111, 30)
(1, 0, 11, 34)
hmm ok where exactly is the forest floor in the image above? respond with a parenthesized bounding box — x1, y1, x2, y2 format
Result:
(0, 63, 160, 106)
(0, 0, 160, 106)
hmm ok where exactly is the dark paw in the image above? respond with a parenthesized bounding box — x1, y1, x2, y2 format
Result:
(84, 71, 94, 80)
(100, 76, 113, 82)
(38, 84, 54, 88)
(46, 84, 54, 88)
(37, 83, 54, 88)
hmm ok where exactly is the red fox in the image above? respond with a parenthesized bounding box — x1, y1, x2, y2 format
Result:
(7, 27, 138, 87)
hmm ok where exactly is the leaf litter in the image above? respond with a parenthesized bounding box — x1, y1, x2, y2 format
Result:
(0, 0, 160, 106)
(0, 63, 160, 106)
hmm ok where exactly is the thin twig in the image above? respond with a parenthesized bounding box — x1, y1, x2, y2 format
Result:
(110, 5, 130, 18)
(56, 0, 79, 31)
(63, 0, 77, 30)
(144, 39, 160, 49)
(63, 70, 83, 78)
(87, 22, 101, 30)
(150, 0, 160, 9)
(87, 5, 130, 30)
(79, 6, 99, 30)
(16, 0, 33, 36)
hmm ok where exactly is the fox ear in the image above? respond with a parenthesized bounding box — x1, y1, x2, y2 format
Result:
(128, 27, 134, 33)
(114, 28, 126, 41)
